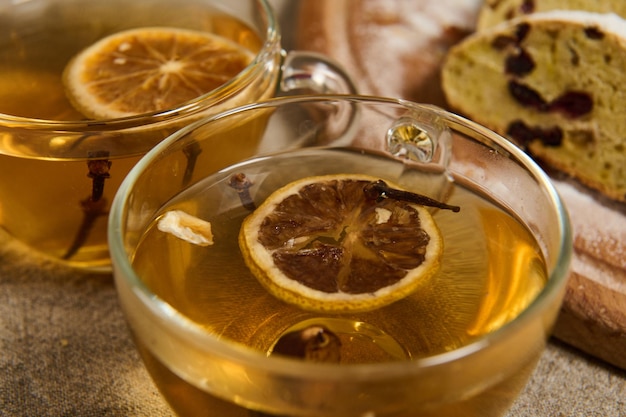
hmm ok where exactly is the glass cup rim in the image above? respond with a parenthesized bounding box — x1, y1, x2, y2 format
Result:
(108, 94, 573, 379)
(0, 0, 277, 131)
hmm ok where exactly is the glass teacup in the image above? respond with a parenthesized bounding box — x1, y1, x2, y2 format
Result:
(109, 95, 572, 416)
(0, 0, 354, 271)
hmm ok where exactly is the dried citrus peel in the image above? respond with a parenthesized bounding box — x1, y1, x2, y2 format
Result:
(157, 210, 213, 246)
(239, 174, 451, 313)
(63, 27, 255, 119)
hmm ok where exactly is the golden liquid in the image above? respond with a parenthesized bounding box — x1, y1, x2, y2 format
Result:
(130, 149, 548, 416)
(0, 6, 262, 120)
(136, 340, 540, 417)
(0, 3, 263, 269)
(0, 155, 142, 268)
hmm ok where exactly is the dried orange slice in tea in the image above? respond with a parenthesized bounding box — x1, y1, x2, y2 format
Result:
(239, 174, 448, 313)
(63, 27, 254, 119)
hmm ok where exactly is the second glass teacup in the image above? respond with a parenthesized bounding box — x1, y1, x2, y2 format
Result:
(0, 0, 353, 271)
(110, 95, 572, 416)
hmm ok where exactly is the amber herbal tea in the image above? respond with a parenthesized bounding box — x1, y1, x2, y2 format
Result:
(130, 147, 548, 416)
(0, 0, 266, 269)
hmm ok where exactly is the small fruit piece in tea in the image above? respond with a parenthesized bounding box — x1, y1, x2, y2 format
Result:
(157, 210, 214, 246)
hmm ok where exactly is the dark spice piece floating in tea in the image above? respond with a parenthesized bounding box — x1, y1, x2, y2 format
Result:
(271, 325, 342, 363)
(229, 173, 256, 210)
(182, 141, 202, 186)
(87, 158, 112, 201)
(249, 325, 342, 416)
(363, 180, 460, 212)
(62, 151, 111, 260)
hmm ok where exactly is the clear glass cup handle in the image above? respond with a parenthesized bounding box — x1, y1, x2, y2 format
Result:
(278, 50, 357, 95)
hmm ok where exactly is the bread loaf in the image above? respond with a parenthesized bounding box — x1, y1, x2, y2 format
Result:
(477, 0, 626, 29)
(442, 11, 626, 202)
(297, 0, 482, 106)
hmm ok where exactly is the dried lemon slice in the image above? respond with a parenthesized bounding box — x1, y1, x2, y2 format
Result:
(239, 174, 446, 313)
(63, 27, 255, 119)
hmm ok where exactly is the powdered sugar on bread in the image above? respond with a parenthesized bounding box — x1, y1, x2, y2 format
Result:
(555, 180, 625, 272)
(491, 9, 626, 36)
(478, 0, 626, 30)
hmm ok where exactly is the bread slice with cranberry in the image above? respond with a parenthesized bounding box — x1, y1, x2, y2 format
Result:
(441, 11, 626, 202)
(477, 0, 626, 29)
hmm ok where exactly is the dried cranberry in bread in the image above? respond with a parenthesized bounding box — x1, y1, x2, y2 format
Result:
(477, 0, 626, 29)
(296, 0, 482, 106)
(442, 11, 626, 202)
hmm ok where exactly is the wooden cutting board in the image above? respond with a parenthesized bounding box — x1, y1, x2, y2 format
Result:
(551, 180, 626, 370)
(295, 0, 626, 370)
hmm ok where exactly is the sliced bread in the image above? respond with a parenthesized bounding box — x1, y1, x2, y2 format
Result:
(442, 11, 626, 202)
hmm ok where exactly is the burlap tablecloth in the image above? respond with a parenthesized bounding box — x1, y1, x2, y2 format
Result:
(1, 226, 625, 417)
(2, 1, 625, 415)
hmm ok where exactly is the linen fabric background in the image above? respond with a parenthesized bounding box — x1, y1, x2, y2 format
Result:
(2, 1, 626, 415)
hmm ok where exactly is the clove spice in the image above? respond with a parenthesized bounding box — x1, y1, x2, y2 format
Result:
(228, 173, 256, 211)
(363, 179, 460, 212)
(271, 325, 342, 363)
(62, 152, 111, 260)
(248, 325, 341, 417)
